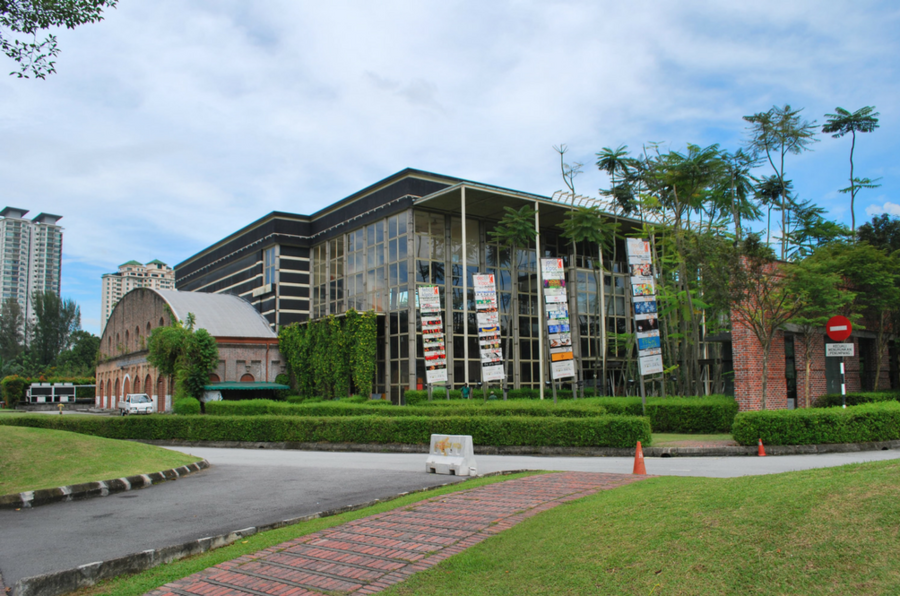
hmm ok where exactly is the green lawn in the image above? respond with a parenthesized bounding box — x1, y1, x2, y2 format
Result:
(0, 426, 203, 494)
(384, 459, 900, 596)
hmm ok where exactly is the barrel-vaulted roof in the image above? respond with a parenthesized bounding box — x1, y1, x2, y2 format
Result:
(154, 290, 276, 338)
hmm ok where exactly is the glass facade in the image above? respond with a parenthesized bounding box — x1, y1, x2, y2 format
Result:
(309, 207, 631, 401)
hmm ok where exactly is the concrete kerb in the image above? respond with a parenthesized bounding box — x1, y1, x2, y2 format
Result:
(138, 438, 900, 457)
(11, 470, 529, 596)
(0, 460, 210, 510)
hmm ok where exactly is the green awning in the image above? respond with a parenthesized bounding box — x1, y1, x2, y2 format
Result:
(203, 382, 290, 391)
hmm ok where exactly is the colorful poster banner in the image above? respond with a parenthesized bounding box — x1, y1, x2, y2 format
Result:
(473, 274, 506, 382)
(541, 259, 575, 380)
(626, 239, 663, 377)
(417, 285, 447, 384)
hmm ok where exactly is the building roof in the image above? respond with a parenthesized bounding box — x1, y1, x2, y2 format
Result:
(120, 260, 143, 267)
(32, 213, 63, 225)
(146, 259, 168, 266)
(0, 207, 29, 219)
(203, 382, 289, 391)
(155, 290, 276, 338)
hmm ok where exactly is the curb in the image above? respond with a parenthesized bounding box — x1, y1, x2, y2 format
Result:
(138, 439, 900, 457)
(11, 470, 527, 596)
(0, 459, 210, 510)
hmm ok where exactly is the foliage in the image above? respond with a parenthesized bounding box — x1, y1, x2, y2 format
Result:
(0, 374, 26, 407)
(822, 106, 880, 232)
(207, 395, 738, 434)
(0, 0, 118, 79)
(172, 397, 201, 415)
(857, 213, 900, 253)
(278, 309, 378, 400)
(0, 297, 24, 362)
(731, 401, 900, 446)
(0, 413, 653, 449)
(812, 391, 900, 408)
(147, 316, 219, 400)
(54, 330, 100, 376)
(273, 373, 291, 400)
(743, 104, 818, 258)
(727, 235, 804, 408)
(29, 290, 81, 369)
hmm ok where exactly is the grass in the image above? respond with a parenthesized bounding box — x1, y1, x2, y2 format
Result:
(71, 471, 543, 596)
(383, 459, 900, 596)
(652, 433, 734, 446)
(0, 426, 203, 494)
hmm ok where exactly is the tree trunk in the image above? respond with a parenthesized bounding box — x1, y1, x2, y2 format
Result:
(760, 342, 770, 410)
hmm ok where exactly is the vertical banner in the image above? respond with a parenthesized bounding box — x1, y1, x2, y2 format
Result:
(626, 239, 663, 376)
(540, 258, 575, 380)
(473, 274, 505, 382)
(417, 285, 448, 384)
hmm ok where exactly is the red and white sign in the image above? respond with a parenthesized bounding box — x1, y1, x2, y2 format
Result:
(826, 315, 852, 342)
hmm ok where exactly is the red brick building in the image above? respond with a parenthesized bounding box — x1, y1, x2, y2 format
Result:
(96, 288, 283, 412)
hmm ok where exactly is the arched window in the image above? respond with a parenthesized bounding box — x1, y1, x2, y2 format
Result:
(125, 330, 129, 350)
(145, 375, 152, 396)
(114, 378, 120, 400)
(133, 377, 141, 393)
(209, 373, 221, 383)
(159, 317, 164, 327)
(240, 373, 255, 383)
(147, 322, 152, 336)
(135, 326, 141, 350)
(123, 377, 131, 396)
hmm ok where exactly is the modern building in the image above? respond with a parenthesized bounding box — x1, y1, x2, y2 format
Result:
(101, 260, 175, 330)
(175, 169, 897, 408)
(0, 207, 63, 321)
(175, 169, 652, 402)
(96, 288, 283, 411)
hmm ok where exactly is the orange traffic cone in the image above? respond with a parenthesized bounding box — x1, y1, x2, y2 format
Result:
(758, 438, 766, 457)
(633, 441, 647, 475)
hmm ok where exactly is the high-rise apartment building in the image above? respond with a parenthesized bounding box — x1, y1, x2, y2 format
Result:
(0, 207, 63, 321)
(101, 260, 175, 329)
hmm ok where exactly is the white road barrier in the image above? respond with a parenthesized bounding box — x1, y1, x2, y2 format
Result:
(426, 434, 477, 476)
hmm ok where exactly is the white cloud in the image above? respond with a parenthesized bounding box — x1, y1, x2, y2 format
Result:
(1, 0, 899, 334)
(866, 202, 900, 217)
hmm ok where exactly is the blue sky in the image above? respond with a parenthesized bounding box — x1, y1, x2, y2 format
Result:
(1, 1, 898, 336)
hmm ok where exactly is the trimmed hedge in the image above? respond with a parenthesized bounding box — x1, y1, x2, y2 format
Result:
(732, 402, 900, 446)
(812, 391, 900, 408)
(403, 387, 599, 405)
(206, 399, 607, 418)
(173, 398, 201, 415)
(0, 414, 651, 448)
(206, 395, 737, 434)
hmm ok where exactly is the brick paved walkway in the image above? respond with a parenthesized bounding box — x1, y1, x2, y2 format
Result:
(147, 472, 646, 596)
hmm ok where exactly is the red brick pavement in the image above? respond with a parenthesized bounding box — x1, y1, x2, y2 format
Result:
(145, 472, 646, 596)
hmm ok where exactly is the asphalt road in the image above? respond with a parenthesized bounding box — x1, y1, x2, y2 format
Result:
(2, 445, 900, 591)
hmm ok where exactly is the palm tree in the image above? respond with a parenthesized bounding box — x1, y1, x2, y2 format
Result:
(720, 149, 762, 241)
(822, 106, 881, 233)
(596, 145, 638, 215)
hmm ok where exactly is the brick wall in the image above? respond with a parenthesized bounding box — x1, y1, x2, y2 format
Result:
(732, 318, 787, 411)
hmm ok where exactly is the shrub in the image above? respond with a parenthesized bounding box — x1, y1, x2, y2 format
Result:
(1, 375, 27, 408)
(812, 391, 900, 408)
(274, 374, 292, 400)
(206, 399, 609, 418)
(732, 402, 900, 446)
(0, 414, 651, 448)
(173, 398, 201, 415)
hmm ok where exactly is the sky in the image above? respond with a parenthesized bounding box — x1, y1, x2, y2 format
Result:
(1, 0, 898, 336)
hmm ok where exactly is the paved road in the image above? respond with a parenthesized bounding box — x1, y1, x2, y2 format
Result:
(2, 445, 899, 591)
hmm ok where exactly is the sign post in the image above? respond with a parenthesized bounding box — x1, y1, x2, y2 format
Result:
(825, 315, 853, 409)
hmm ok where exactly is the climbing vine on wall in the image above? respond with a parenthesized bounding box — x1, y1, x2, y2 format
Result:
(278, 309, 378, 399)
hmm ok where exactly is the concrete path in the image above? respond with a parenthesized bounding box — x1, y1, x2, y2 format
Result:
(170, 444, 900, 478)
(146, 472, 645, 596)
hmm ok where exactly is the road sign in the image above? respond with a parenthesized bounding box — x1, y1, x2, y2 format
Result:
(826, 315, 852, 342)
(826, 343, 855, 357)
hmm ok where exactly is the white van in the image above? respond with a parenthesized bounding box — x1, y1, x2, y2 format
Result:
(118, 393, 154, 416)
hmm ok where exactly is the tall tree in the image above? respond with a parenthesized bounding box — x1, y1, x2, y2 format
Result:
(728, 235, 804, 409)
(0, 297, 24, 362)
(785, 255, 856, 407)
(743, 105, 818, 258)
(822, 106, 880, 233)
(857, 213, 900, 253)
(147, 314, 219, 401)
(720, 149, 761, 242)
(596, 145, 638, 214)
(488, 206, 536, 396)
(55, 330, 100, 376)
(1, 0, 118, 78)
(29, 291, 80, 368)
